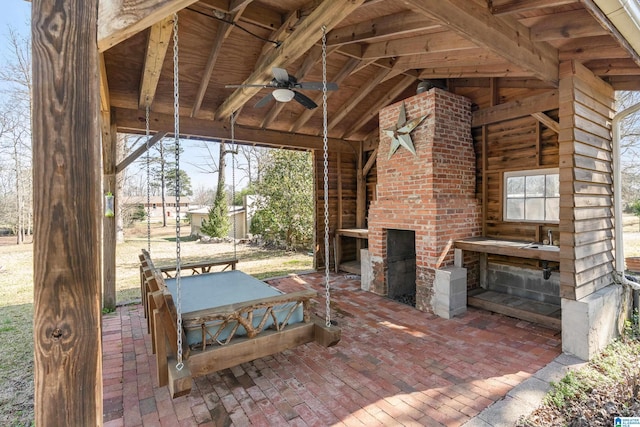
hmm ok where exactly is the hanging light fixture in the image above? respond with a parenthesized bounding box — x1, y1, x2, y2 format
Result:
(272, 88, 295, 102)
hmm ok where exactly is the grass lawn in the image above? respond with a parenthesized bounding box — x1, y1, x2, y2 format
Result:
(0, 223, 313, 426)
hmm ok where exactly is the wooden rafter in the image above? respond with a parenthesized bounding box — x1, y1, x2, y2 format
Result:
(362, 31, 476, 60)
(362, 148, 378, 177)
(214, 0, 367, 120)
(392, 49, 514, 73)
(527, 9, 607, 41)
(198, 0, 280, 30)
(139, 16, 173, 108)
(343, 75, 416, 139)
(328, 67, 390, 131)
(99, 53, 110, 113)
(472, 90, 559, 127)
(490, 0, 579, 15)
(418, 64, 532, 79)
(326, 11, 439, 46)
(403, 0, 559, 84)
(289, 57, 363, 133)
(191, 6, 250, 117)
(98, 0, 198, 52)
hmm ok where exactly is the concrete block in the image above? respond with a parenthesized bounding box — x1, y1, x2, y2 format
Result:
(360, 249, 372, 292)
(561, 284, 625, 360)
(434, 267, 467, 319)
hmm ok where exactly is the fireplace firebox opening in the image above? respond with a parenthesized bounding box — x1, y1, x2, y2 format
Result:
(386, 229, 416, 307)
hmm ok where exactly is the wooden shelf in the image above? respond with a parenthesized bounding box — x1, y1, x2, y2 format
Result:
(468, 289, 561, 330)
(454, 237, 560, 262)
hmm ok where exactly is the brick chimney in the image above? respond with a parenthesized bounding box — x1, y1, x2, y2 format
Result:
(367, 88, 481, 313)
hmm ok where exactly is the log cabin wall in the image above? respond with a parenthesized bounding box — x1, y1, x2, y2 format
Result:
(558, 61, 615, 301)
(313, 149, 358, 270)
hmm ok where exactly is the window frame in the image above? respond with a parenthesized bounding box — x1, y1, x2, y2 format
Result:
(503, 168, 559, 224)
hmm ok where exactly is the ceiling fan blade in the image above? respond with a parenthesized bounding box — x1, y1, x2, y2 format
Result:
(272, 67, 290, 84)
(255, 93, 274, 108)
(297, 81, 339, 91)
(292, 91, 318, 109)
(225, 84, 270, 88)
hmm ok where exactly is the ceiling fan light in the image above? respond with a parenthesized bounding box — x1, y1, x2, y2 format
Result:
(272, 88, 295, 102)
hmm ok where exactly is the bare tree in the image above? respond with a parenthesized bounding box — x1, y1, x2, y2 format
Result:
(617, 91, 640, 208)
(0, 27, 32, 243)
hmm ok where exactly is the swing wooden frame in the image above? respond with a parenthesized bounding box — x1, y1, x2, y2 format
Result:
(139, 250, 340, 398)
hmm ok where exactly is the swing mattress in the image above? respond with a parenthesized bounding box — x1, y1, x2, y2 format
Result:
(164, 270, 304, 346)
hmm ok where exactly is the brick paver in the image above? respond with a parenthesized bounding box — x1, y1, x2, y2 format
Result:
(103, 272, 561, 426)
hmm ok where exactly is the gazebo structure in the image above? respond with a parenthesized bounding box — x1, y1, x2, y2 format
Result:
(32, 0, 640, 423)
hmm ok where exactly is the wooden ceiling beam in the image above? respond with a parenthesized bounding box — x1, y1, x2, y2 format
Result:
(328, 67, 390, 131)
(403, 0, 559, 84)
(229, 0, 253, 13)
(526, 9, 607, 41)
(113, 107, 357, 152)
(139, 16, 173, 108)
(326, 11, 439, 46)
(98, 0, 198, 52)
(585, 58, 640, 76)
(490, 0, 579, 15)
(191, 6, 250, 117)
(362, 31, 476, 60)
(419, 65, 533, 79)
(558, 35, 628, 61)
(197, 0, 281, 30)
(214, 0, 366, 120)
(472, 90, 559, 127)
(99, 53, 110, 113)
(289, 57, 363, 133)
(394, 48, 512, 70)
(342, 75, 416, 139)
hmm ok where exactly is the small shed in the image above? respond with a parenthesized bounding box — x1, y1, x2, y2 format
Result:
(189, 205, 247, 239)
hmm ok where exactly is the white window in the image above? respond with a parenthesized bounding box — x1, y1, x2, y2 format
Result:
(504, 168, 559, 222)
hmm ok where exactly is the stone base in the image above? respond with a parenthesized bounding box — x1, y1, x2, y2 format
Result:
(434, 267, 467, 319)
(360, 249, 372, 292)
(561, 284, 630, 360)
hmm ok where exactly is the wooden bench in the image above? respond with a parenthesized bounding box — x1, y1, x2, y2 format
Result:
(138, 250, 341, 398)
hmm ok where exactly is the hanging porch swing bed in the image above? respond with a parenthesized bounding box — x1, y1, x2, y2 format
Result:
(139, 250, 340, 398)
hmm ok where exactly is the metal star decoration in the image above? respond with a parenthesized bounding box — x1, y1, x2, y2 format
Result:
(384, 101, 429, 159)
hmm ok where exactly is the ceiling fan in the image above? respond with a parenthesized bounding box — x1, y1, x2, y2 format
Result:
(225, 67, 338, 109)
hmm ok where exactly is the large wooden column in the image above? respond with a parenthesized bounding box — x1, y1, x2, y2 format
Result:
(32, 0, 103, 424)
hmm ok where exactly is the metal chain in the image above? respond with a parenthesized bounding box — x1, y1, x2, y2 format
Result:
(321, 25, 331, 328)
(172, 13, 184, 371)
(145, 102, 151, 254)
(231, 113, 237, 260)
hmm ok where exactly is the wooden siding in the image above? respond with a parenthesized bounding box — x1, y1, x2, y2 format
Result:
(558, 61, 615, 300)
(313, 149, 358, 269)
(471, 93, 560, 243)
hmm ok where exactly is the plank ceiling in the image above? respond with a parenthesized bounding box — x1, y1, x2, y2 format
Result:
(103, 0, 640, 148)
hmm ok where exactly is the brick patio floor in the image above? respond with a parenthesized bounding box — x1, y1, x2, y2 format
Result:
(102, 272, 561, 427)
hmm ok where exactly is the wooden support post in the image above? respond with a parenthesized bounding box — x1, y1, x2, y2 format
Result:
(153, 309, 168, 387)
(32, 0, 103, 424)
(102, 110, 117, 310)
(356, 143, 366, 259)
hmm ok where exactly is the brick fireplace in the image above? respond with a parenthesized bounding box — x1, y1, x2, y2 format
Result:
(367, 88, 481, 313)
